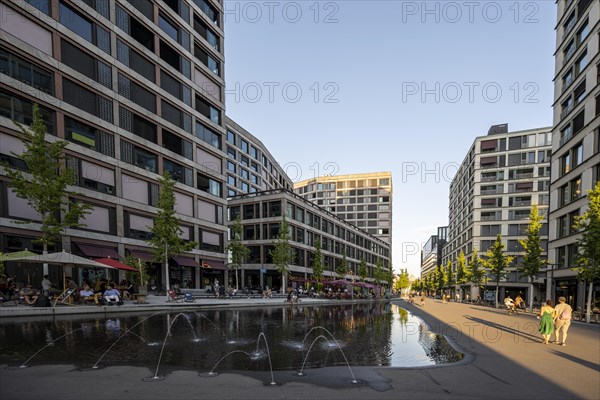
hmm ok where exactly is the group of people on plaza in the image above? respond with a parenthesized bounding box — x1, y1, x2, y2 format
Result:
(0, 274, 137, 306)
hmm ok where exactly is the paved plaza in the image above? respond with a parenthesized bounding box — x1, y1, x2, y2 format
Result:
(1, 297, 599, 399)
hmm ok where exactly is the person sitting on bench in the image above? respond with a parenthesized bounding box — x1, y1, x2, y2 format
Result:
(103, 284, 122, 306)
(20, 284, 39, 305)
(79, 283, 95, 304)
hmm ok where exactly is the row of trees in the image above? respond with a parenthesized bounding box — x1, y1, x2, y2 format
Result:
(412, 196, 600, 320)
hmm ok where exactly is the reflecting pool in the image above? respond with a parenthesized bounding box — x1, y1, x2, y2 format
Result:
(0, 302, 462, 373)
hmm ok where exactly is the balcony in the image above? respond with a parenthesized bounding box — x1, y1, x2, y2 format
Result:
(560, 131, 573, 146)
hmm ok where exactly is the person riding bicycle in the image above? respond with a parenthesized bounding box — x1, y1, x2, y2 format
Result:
(504, 295, 517, 314)
(515, 294, 525, 309)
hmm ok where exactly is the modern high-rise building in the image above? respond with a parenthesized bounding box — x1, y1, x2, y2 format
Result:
(1, 0, 229, 288)
(294, 172, 393, 245)
(224, 117, 293, 197)
(420, 226, 447, 278)
(548, 0, 599, 307)
(228, 189, 391, 292)
(443, 124, 552, 299)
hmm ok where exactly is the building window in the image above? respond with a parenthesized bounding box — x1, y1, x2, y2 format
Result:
(227, 175, 236, 185)
(226, 130, 235, 144)
(575, 50, 588, 76)
(0, 48, 53, 94)
(65, 116, 114, 156)
(0, 90, 54, 133)
(227, 160, 236, 173)
(193, 15, 219, 51)
(197, 173, 221, 197)
(193, 0, 220, 25)
(194, 43, 220, 75)
(59, 1, 93, 43)
(159, 13, 179, 41)
(195, 122, 221, 149)
(121, 140, 157, 172)
(195, 95, 220, 124)
(240, 139, 249, 153)
(250, 146, 258, 159)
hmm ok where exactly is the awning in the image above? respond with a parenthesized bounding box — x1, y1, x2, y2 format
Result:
(128, 249, 153, 261)
(95, 258, 137, 271)
(173, 255, 200, 267)
(75, 242, 120, 259)
(201, 260, 228, 271)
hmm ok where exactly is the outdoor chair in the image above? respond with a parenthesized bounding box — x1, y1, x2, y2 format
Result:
(167, 290, 185, 303)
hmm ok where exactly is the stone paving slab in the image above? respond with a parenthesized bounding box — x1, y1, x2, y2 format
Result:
(0, 298, 598, 399)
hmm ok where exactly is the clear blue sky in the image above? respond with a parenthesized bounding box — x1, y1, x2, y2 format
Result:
(223, 1, 556, 277)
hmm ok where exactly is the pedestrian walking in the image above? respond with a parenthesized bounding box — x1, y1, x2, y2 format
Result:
(553, 296, 573, 346)
(538, 299, 556, 344)
(420, 294, 425, 307)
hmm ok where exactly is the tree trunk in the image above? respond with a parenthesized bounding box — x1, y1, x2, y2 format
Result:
(529, 279, 534, 313)
(235, 268, 239, 290)
(586, 281, 593, 323)
(495, 281, 499, 308)
(43, 243, 49, 276)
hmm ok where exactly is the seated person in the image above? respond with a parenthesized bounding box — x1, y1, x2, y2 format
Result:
(93, 279, 108, 305)
(120, 280, 134, 300)
(20, 284, 39, 305)
(79, 284, 95, 304)
(504, 295, 515, 311)
(103, 284, 122, 306)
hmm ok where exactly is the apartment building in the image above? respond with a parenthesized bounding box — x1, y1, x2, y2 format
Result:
(420, 226, 447, 278)
(443, 124, 552, 299)
(294, 172, 393, 245)
(224, 117, 293, 197)
(548, 0, 599, 307)
(228, 189, 391, 291)
(0, 0, 229, 288)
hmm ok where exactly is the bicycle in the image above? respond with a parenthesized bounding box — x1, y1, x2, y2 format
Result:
(152, 285, 166, 296)
(572, 307, 586, 321)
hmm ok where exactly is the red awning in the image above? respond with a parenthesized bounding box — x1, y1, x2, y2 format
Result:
(128, 249, 153, 261)
(201, 260, 228, 270)
(75, 242, 120, 259)
(95, 258, 138, 271)
(173, 255, 200, 267)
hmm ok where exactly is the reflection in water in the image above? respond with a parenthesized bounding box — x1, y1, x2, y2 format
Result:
(0, 303, 462, 372)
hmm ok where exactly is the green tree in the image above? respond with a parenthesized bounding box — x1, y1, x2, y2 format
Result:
(394, 268, 410, 294)
(435, 264, 446, 295)
(445, 260, 455, 291)
(123, 254, 148, 290)
(483, 235, 513, 308)
(270, 216, 292, 291)
(456, 251, 468, 286)
(357, 259, 368, 281)
(226, 215, 250, 290)
(148, 172, 196, 291)
(336, 253, 348, 277)
(4, 104, 91, 268)
(468, 249, 485, 285)
(518, 204, 546, 312)
(311, 238, 324, 282)
(573, 182, 600, 323)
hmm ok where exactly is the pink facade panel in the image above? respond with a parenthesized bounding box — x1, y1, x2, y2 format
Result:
(81, 160, 115, 186)
(174, 192, 193, 216)
(0, 5, 52, 55)
(195, 68, 221, 101)
(197, 199, 216, 223)
(196, 147, 221, 174)
(0, 133, 25, 155)
(80, 205, 110, 232)
(122, 175, 149, 204)
(7, 189, 41, 221)
(129, 214, 153, 231)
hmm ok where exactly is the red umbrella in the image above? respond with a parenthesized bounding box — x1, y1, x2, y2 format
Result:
(95, 258, 137, 271)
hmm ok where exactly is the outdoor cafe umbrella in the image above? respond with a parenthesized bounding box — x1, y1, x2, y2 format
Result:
(0, 249, 38, 262)
(15, 251, 114, 268)
(15, 251, 116, 289)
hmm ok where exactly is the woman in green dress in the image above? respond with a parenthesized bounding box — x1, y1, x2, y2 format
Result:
(538, 299, 556, 344)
